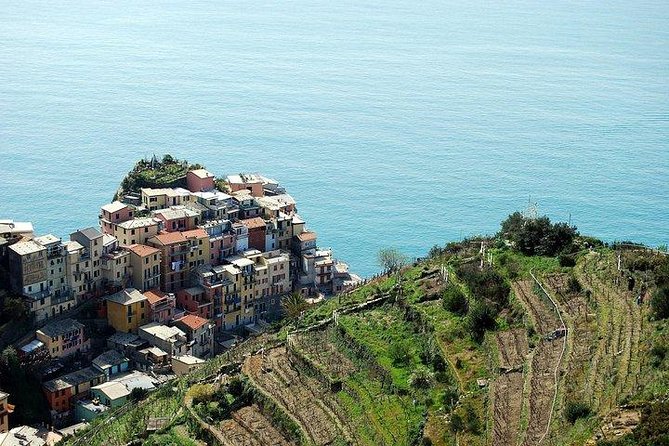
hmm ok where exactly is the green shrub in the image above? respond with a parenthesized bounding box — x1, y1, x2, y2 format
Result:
(409, 366, 434, 389)
(568, 275, 583, 293)
(564, 401, 591, 424)
(456, 263, 510, 310)
(439, 387, 459, 413)
(389, 341, 412, 366)
(227, 377, 245, 397)
(464, 404, 481, 434)
(650, 343, 667, 367)
(188, 384, 215, 405)
(559, 254, 576, 267)
(130, 387, 148, 401)
(450, 412, 464, 433)
(442, 286, 468, 316)
(467, 303, 497, 343)
(651, 286, 669, 320)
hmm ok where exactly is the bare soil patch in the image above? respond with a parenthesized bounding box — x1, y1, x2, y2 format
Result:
(243, 347, 353, 445)
(218, 404, 295, 446)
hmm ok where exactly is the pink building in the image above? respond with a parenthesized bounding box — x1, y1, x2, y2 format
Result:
(144, 289, 176, 323)
(176, 286, 212, 320)
(186, 169, 215, 192)
(226, 174, 264, 197)
(100, 201, 134, 235)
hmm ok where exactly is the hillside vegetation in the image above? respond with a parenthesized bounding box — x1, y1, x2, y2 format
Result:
(112, 154, 206, 200)
(61, 213, 669, 446)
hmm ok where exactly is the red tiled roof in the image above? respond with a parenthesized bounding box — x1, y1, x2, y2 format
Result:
(151, 232, 187, 246)
(297, 231, 317, 242)
(177, 314, 209, 330)
(127, 244, 160, 257)
(241, 217, 266, 230)
(182, 228, 208, 239)
(144, 289, 167, 305)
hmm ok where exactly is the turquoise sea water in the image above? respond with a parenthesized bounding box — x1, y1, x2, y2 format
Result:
(1, 1, 668, 277)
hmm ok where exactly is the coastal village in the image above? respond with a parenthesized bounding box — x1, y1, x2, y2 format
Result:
(0, 157, 361, 444)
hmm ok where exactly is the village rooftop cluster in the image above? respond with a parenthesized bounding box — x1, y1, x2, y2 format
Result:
(0, 163, 360, 440)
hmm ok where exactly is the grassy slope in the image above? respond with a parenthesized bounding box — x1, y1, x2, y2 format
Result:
(62, 246, 668, 446)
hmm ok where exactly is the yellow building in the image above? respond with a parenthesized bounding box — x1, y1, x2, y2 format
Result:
(106, 288, 149, 333)
(112, 217, 161, 247)
(127, 244, 161, 291)
(101, 235, 132, 289)
(141, 188, 193, 211)
(221, 257, 256, 329)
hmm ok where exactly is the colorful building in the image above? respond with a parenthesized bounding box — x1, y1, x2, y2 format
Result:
(92, 350, 130, 379)
(186, 169, 215, 193)
(70, 227, 104, 296)
(100, 235, 132, 290)
(241, 217, 266, 252)
(105, 288, 149, 333)
(153, 207, 200, 232)
(90, 381, 130, 408)
(0, 392, 13, 433)
(144, 289, 176, 323)
(147, 229, 209, 292)
(43, 367, 105, 416)
(174, 314, 214, 359)
(36, 318, 90, 359)
(127, 244, 161, 291)
(111, 218, 161, 247)
(138, 323, 189, 358)
(99, 201, 134, 235)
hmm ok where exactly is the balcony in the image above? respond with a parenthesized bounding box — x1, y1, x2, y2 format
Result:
(225, 295, 241, 305)
(24, 288, 51, 300)
(170, 247, 190, 256)
(52, 292, 74, 306)
(205, 277, 233, 287)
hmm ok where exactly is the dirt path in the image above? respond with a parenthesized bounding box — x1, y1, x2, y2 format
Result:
(242, 346, 355, 445)
(490, 329, 528, 446)
(219, 404, 295, 446)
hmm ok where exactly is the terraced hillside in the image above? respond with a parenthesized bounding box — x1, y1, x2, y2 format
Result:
(62, 239, 669, 446)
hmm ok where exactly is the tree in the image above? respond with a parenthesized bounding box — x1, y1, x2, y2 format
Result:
(2, 296, 26, 322)
(281, 293, 309, 320)
(440, 387, 459, 412)
(498, 212, 578, 256)
(442, 286, 468, 316)
(377, 248, 408, 275)
(130, 387, 149, 401)
(161, 154, 175, 164)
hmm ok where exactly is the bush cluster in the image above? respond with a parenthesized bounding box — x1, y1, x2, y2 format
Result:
(564, 401, 591, 424)
(442, 285, 468, 316)
(499, 212, 578, 256)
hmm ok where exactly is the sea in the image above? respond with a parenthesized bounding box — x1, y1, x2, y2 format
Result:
(1, 0, 667, 277)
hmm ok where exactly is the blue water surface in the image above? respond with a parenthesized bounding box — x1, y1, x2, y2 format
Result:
(1, 0, 668, 276)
